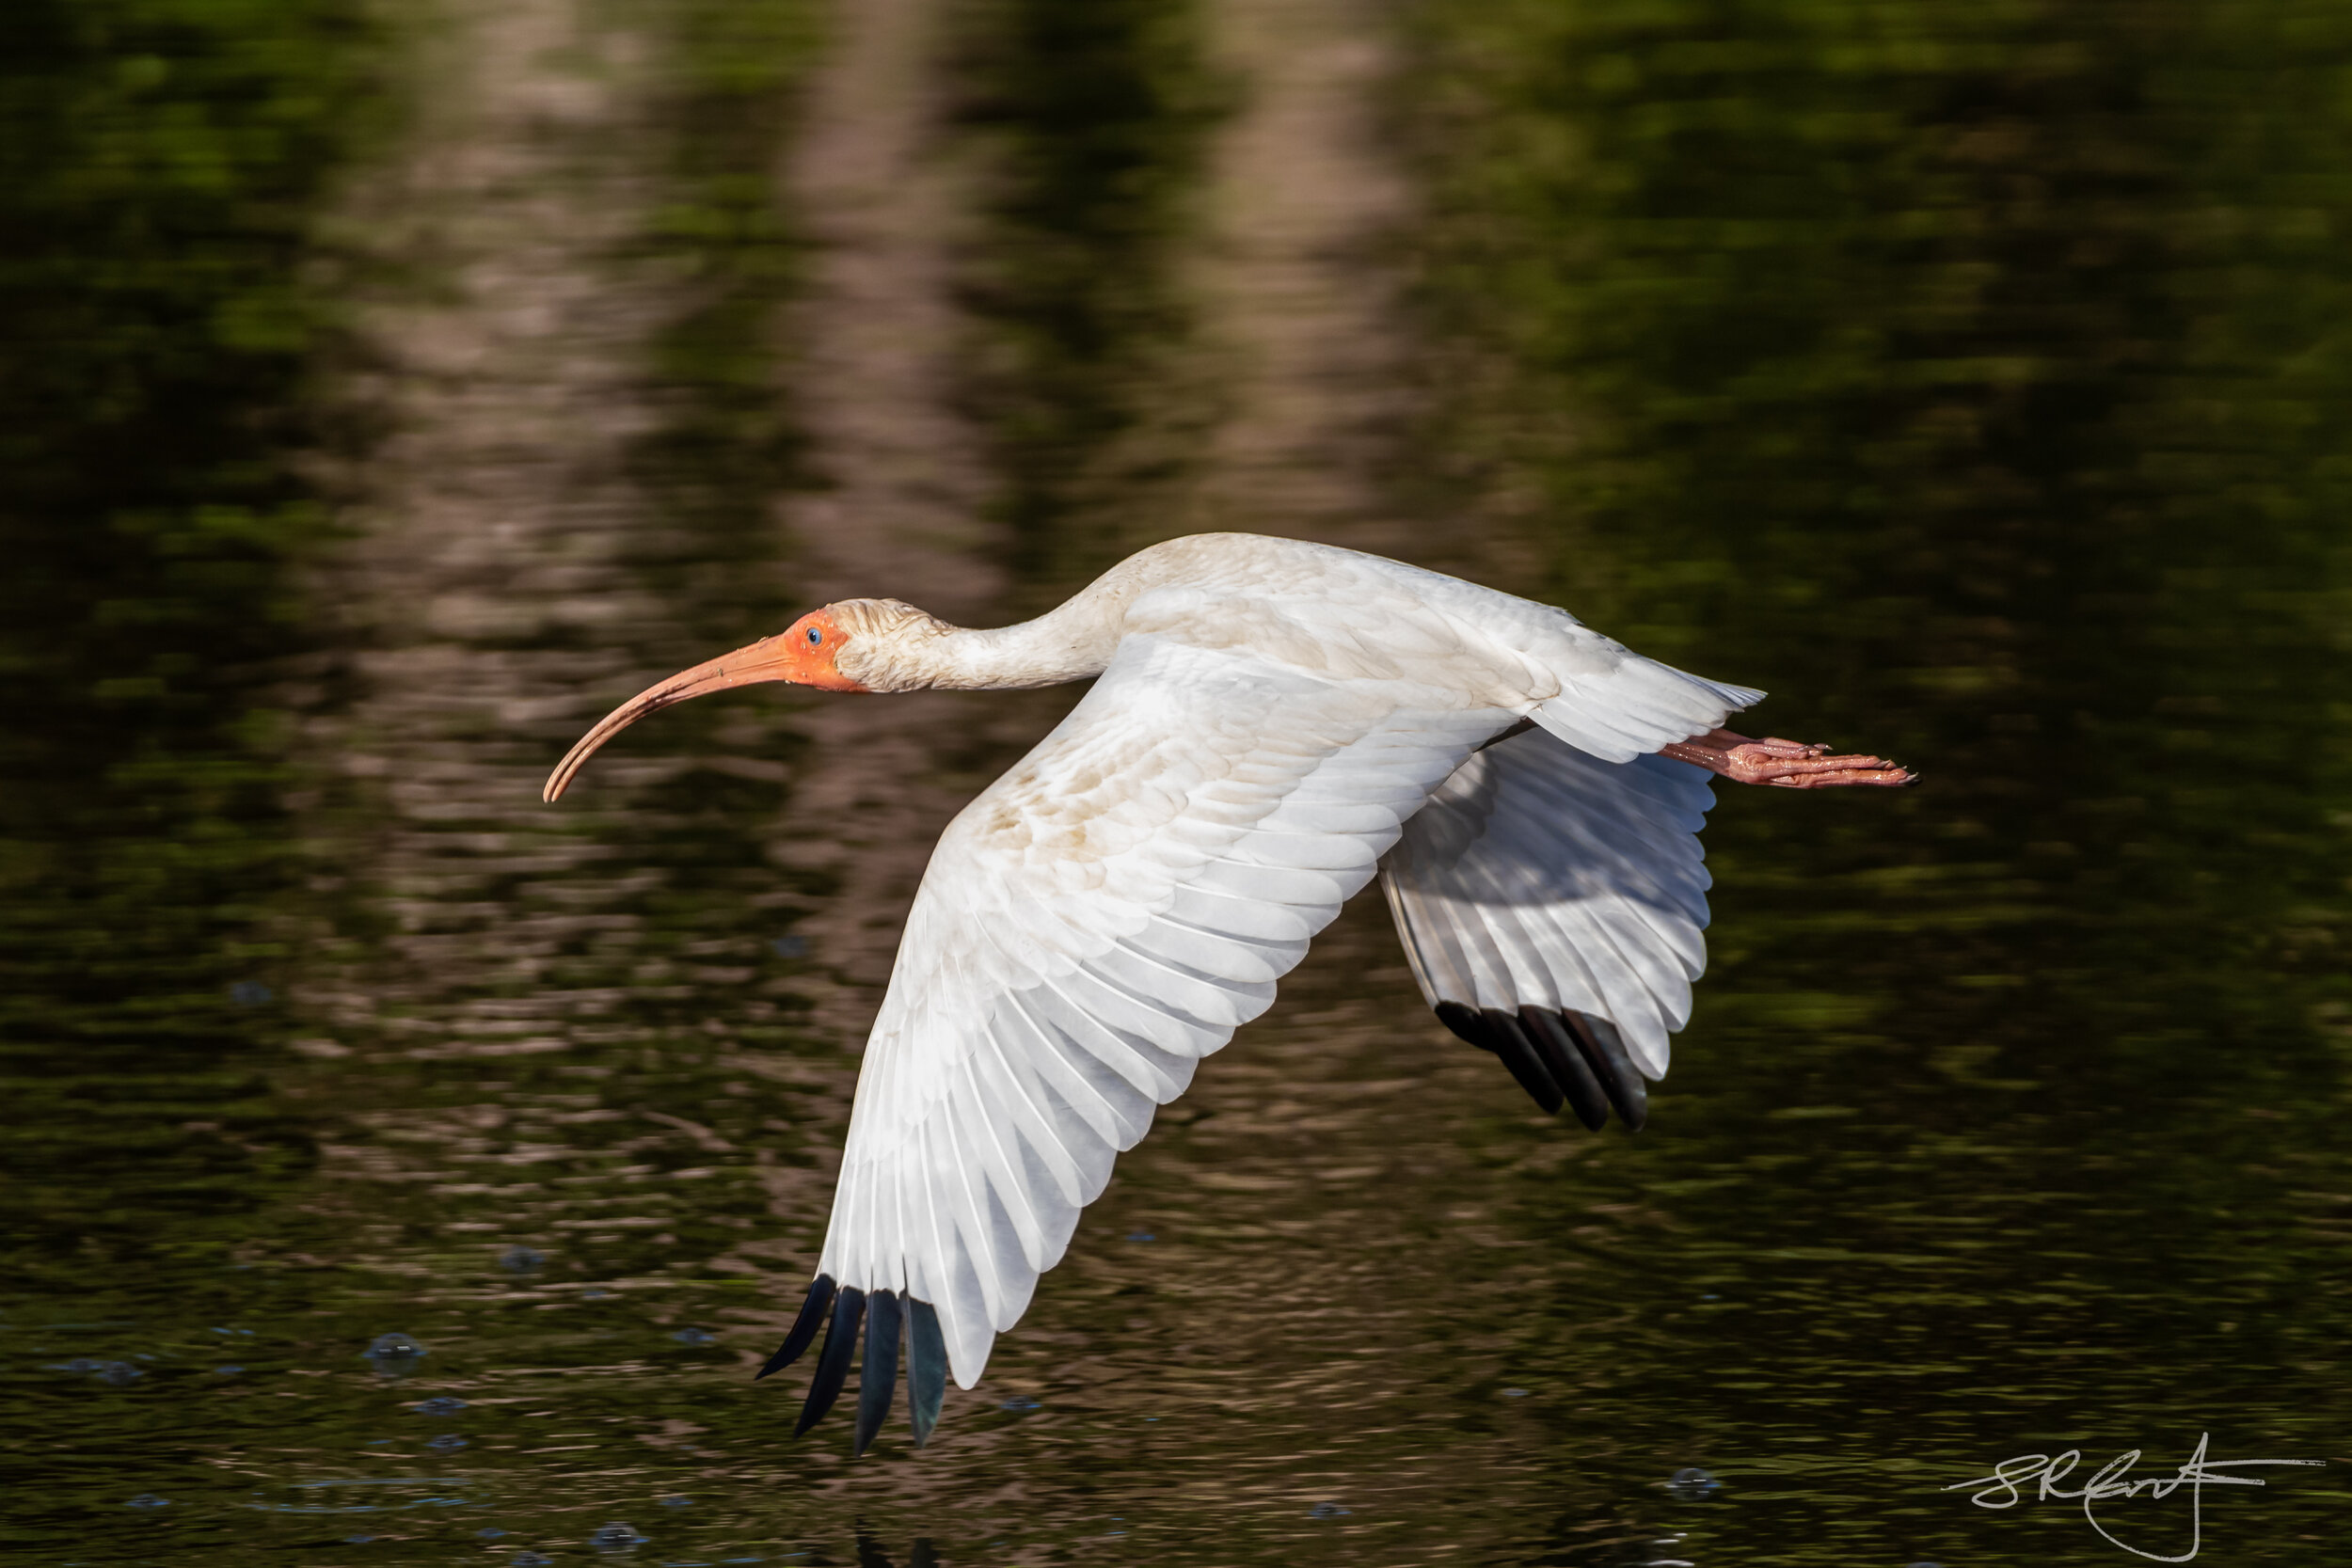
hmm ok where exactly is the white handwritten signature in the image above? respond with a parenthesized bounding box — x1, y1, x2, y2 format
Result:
(1947, 1433, 2323, 1562)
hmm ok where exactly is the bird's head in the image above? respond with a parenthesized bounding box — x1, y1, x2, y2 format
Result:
(542, 599, 943, 802)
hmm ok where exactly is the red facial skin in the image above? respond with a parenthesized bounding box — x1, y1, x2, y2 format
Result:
(771, 609, 865, 692)
(543, 608, 866, 801)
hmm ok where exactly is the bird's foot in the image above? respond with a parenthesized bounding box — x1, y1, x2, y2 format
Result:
(1660, 728, 1916, 789)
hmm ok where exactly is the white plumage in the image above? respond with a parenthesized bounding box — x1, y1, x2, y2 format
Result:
(1384, 737, 1717, 1077)
(542, 532, 1911, 1450)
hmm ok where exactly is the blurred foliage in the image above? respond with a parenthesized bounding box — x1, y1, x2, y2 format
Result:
(0, 0, 824, 1282)
(0, 0, 380, 1270)
(0, 1, 853, 1556)
(952, 0, 1227, 588)
(626, 0, 820, 559)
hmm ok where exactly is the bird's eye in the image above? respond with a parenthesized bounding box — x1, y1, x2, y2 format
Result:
(806, 627, 822, 646)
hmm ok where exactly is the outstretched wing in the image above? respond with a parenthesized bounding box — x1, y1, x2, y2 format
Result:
(847, 652, 1491, 1379)
(1380, 730, 1717, 1130)
(762, 620, 1754, 1451)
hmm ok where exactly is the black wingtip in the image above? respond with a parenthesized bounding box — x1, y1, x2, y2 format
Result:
(854, 1289, 903, 1457)
(1441, 1001, 1653, 1132)
(796, 1284, 866, 1437)
(1434, 1000, 1493, 1050)
(907, 1298, 946, 1448)
(1519, 1006, 1611, 1132)
(1563, 1010, 1649, 1131)
(1480, 1006, 1565, 1116)
(757, 1274, 837, 1381)
(1439, 1001, 1570, 1117)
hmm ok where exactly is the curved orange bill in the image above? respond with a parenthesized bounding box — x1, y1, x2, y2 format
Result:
(543, 635, 799, 802)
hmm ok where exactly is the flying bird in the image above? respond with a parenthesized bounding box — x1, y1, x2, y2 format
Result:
(543, 532, 1912, 1453)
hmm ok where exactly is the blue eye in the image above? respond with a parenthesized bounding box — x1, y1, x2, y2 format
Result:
(806, 628, 822, 645)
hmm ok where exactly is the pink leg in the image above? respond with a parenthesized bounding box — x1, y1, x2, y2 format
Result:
(1659, 728, 1916, 789)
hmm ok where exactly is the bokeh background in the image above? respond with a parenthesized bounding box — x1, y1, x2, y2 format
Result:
(4, 0, 2349, 1562)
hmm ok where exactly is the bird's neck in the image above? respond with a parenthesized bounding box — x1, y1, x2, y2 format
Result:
(841, 577, 1138, 692)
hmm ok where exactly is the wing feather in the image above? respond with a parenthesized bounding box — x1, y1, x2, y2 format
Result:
(811, 615, 1751, 1393)
(1165, 880, 1317, 942)
(1124, 914, 1300, 984)
(974, 1023, 1093, 1206)
(815, 636, 1507, 1385)
(953, 1062, 1050, 1270)
(1382, 734, 1718, 1078)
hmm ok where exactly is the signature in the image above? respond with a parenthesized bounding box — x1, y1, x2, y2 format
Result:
(1947, 1433, 2323, 1562)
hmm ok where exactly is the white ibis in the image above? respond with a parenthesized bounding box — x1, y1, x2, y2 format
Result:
(544, 532, 1911, 1452)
